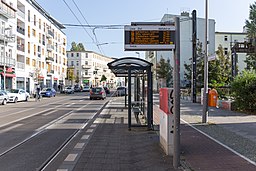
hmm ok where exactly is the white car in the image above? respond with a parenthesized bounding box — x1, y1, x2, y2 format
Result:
(0, 90, 9, 105)
(7, 89, 30, 103)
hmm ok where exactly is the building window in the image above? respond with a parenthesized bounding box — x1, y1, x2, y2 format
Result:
(71, 61, 74, 66)
(224, 48, 228, 55)
(84, 70, 88, 75)
(86, 53, 88, 58)
(26, 57, 30, 65)
(76, 53, 79, 57)
(76, 61, 79, 66)
(85, 61, 88, 65)
(28, 26, 30, 38)
(34, 15, 36, 26)
(39, 19, 41, 29)
(224, 36, 228, 41)
(32, 29, 36, 37)
(28, 42, 30, 53)
(28, 10, 30, 22)
(71, 53, 74, 57)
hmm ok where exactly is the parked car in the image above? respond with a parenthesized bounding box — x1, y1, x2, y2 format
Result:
(40, 87, 56, 97)
(7, 89, 30, 103)
(74, 85, 81, 92)
(82, 86, 90, 92)
(0, 90, 9, 105)
(64, 86, 74, 94)
(103, 86, 110, 94)
(116, 86, 126, 96)
(90, 87, 106, 100)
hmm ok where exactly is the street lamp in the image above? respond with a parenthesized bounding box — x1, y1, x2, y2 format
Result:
(202, 0, 209, 123)
(3, 27, 12, 91)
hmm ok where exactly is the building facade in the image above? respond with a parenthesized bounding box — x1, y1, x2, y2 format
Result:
(0, 0, 16, 90)
(66, 51, 116, 88)
(0, 0, 67, 93)
(215, 32, 247, 72)
(145, 12, 216, 91)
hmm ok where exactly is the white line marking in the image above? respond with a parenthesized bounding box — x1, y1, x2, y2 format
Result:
(181, 118, 256, 167)
(56, 169, 68, 171)
(86, 129, 94, 133)
(81, 135, 90, 140)
(42, 110, 57, 116)
(0, 124, 23, 133)
(64, 153, 78, 162)
(74, 143, 85, 149)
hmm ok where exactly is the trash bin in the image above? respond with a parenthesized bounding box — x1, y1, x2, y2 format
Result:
(208, 89, 218, 107)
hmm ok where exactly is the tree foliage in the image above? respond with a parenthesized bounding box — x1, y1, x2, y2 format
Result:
(156, 57, 173, 87)
(70, 42, 86, 51)
(245, 2, 256, 70)
(100, 75, 107, 82)
(184, 41, 204, 88)
(231, 70, 256, 113)
(208, 44, 231, 88)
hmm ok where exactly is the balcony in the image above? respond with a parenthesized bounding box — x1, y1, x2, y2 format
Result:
(17, 26, 25, 35)
(82, 64, 91, 69)
(47, 44, 54, 51)
(68, 65, 75, 69)
(46, 29, 54, 38)
(82, 74, 91, 78)
(0, 1, 16, 18)
(45, 57, 54, 63)
(0, 56, 15, 67)
(47, 70, 54, 75)
(16, 61, 25, 69)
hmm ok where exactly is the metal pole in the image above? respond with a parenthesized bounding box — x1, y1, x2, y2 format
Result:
(192, 10, 197, 103)
(173, 17, 180, 169)
(202, 0, 209, 123)
(3, 28, 6, 91)
(128, 68, 131, 130)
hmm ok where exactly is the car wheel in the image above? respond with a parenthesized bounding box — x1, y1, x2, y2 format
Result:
(14, 97, 18, 103)
(90, 97, 92, 100)
(25, 96, 28, 101)
(2, 99, 7, 105)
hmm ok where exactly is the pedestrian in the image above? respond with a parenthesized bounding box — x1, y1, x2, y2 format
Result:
(36, 84, 41, 101)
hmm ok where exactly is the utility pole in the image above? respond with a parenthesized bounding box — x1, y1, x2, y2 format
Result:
(192, 10, 197, 103)
(202, 0, 209, 123)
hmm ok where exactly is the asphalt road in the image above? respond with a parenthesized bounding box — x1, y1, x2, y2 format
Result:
(0, 91, 111, 171)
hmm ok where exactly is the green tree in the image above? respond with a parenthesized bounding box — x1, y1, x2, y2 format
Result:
(100, 75, 107, 82)
(156, 57, 173, 87)
(70, 41, 85, 51)
(208, 45, 231, 88)
(184, 41, 204, 88)
(231, 70, 256, 112)
(245, 2, 256, 70)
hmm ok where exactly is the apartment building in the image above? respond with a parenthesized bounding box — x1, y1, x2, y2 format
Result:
(215, 32, 247, 72)
(66, 51, 116, 88)
(0, 0, 16, 90)
(0, 0, 67, 94)
(145, 12, 215, 91)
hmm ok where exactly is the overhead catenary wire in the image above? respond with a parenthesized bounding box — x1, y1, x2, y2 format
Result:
(62, 0, 104, 54)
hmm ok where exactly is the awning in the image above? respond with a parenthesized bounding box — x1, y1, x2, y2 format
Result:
(54, 77, 58, 80)
(1, 73, 16, 77)
(38, 76, 44, 79)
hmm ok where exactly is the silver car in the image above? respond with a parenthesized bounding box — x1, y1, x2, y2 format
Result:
(0, 90, 9, 105)
(89, 87, 106, 100)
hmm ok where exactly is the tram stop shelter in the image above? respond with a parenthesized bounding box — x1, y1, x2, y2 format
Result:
(107, 57, 153, 130)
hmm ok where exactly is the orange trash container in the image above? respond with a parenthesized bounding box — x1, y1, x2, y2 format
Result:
(208, 89, 218, 107)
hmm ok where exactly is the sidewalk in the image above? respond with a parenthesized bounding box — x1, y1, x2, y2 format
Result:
(58, 97, 181, 171)
(180, 100, 256, 171)
(58, 96, 256, 171)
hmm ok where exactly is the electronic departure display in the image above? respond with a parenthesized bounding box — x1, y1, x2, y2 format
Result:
(124, 25, 176, 51)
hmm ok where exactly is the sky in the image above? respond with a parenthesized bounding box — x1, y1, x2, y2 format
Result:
(36, 0, 255, 58)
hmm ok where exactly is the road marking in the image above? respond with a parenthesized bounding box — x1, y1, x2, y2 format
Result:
(64, 153, 78, 162)
(0, 124, 23, 133)
(90, 124, 97, 128)
(74, 143, 85, 149)
(181, 118, 256, 167)
(81, 135, 90, 140)
(86, 129, 94, 133)
(42, 110, 57, 116)
(57, 169, 68, 171)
